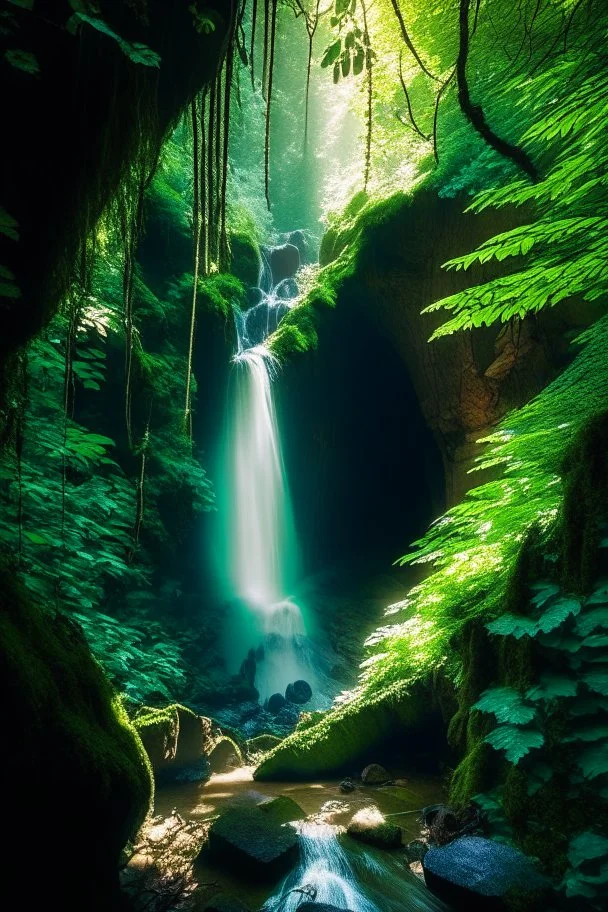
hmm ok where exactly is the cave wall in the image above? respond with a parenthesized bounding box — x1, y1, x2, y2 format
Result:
(0, 0, 231, 361)
(317, 190, 594, 506)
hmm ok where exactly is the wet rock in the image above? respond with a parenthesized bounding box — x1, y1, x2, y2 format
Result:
(205, 896, 252, 912)
(340, 777, 356, 793)
(423, 836, 548, 911)
(404, 839, 429, 863)
(269, 243, 300, 284)
(274, 701, 301, 727)
(347, 809, 402, 849)
(267, 692, 287, 714)
(298, 905, 355, 912)
(361, 763, 390, 785)
(205, 804, 299, 882)
(245, 286, 263, 308)
(208, 736, 243, 773)
(258, 795, 306, 824)
(285, 679, 313, 705)
(286, 229, 317, 265)
(275, 277, 298, 300)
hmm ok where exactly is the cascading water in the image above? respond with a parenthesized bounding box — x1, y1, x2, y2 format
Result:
(263, 821, 448, 912)
(220, 245, 315, 702)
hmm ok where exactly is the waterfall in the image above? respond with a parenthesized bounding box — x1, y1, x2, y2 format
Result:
(263, 822, 447, 912)
(220, 247, 314, 703)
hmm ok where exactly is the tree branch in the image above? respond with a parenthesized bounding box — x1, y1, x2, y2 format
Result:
(456, 0, 538, 180)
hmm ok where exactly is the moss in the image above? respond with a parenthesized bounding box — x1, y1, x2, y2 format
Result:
(268, 191, 415, 363)
(0, 571, 152, 907)
(229, 231, 262, 288)
(254, 682, 430, 781)
(198, 273, 246, 319)
(247, 734, 283, 755)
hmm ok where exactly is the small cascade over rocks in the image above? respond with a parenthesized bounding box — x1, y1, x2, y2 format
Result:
(220, 237, 322, 705)
(263, 821, 449, 912)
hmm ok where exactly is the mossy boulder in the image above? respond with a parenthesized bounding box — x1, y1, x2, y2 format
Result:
(254, 684, 431, 780)
(134, 703, 215, 781)
(347, 817, 402, 849)
(230, 231, 262, 288)
(0, 574, 152, 909)
(208, 735, 243, 773)
(204, 804, 299, 882)
(247, 733, 283, 756)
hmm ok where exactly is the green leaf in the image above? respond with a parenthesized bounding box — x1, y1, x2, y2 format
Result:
(4, 48, 39, 74)
(485, 725, 544, 764)
(487, 613, 538, 639)
(568, 832, 608, 868)
(321, 39, 341, 69)
(526, 673, 578, 702)
(473, 687, 536, 724)
(0, 207, 19, 241)
(536, 595, 582, 633)
(583, 669, 608, 696)
(23, 531, 47, 545)
(577, 744, 608, 779)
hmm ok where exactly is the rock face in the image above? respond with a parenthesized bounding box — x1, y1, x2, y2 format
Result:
(423, 836, 547, 910)
(285, 679, 313, 705)
(269, 243, 300, 284)
(361, 763, 390, 784)
(205, 804, 300, 882)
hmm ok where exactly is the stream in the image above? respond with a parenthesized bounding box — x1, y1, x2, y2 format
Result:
(154, 767, 448, 911)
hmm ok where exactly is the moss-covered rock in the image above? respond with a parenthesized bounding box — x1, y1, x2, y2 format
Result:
(247, 733, 283, 756)
(258, 795, 306, 825)
(229, 231, 262, 288)
(0, 573, 152, 909)
(134, 703, 215, 781)
(208, 735, 243, 773)
(254, 683, 434, 781)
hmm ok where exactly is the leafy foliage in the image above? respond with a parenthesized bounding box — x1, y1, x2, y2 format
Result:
(425, 30, 608, 336)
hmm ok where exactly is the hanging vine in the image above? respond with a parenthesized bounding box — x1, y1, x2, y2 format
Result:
(265, 0, 279, 209)
(184, 97, 202, 438)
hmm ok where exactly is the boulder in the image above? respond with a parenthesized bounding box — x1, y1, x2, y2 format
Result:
(204, 896, 252, 912)
(270, 243, 300, 285)
(340, 777, 356, 793)
(267, 692, 287, 714)
(134, 704, 215, 782)
(205, 805, 299, 882)
(255, 686, 429, 781)
(361, 763, 390, 785)
(286, 229, 316, 265)
(285, 679, 313, 705)
(208, 736, 243, 774)
(423, 836, 548, 911)
(230, 231, 262, 288)
(347, 808, 402, 849)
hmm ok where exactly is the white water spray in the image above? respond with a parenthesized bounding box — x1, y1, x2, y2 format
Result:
(263, 821, 447, 912)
